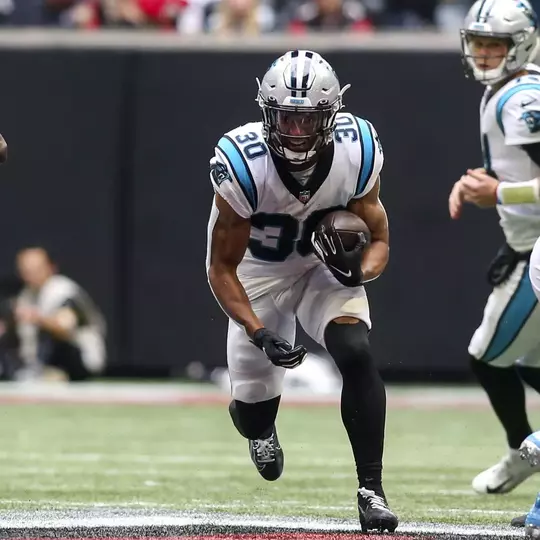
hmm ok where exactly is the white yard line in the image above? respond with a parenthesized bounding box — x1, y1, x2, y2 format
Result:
(0, 510, 524, 536)
(426, 508, 526, 515)
(0, 500, 174, 508)
(0, 451, 353, 467)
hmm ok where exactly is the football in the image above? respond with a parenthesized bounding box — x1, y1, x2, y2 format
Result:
(316, 210, 371, 251)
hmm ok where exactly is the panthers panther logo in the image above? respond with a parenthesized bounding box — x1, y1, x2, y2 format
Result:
(210, 161, 231, 186)
(516, 1, 538, 26)
(521, 110, 540, 133)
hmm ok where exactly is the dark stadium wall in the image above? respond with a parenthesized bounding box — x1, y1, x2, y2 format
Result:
(0, 48, 500, 380)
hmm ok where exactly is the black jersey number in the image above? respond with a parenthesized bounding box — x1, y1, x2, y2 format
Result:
(234, 132, 267, 160)
(334, 115, 358, 143)
(248, 206, 345, 262)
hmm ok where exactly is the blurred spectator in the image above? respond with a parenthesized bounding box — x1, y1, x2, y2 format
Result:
(177, 0, 274, 34)
(434, 0, 470, 31)
(133, 0, 188, 28)
(66, 0, 188, 29)
(5, 0, 187, 29)
(205, 0, 275, 33)
(286, 0, 372, 32)
(0, 0, 486, 33)
(0, 247, 106, 382)
(0, 0, 13, 24)
(382, 0, 437, 28)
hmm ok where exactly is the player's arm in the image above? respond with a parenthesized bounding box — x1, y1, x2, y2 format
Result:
(347, 177, 389, 282)
(36, 308, 77, 341)
(458, 87, 540, 208)
(208, 193, 307, 369)
(208, 193, 263, 338)
(0, 134, 8, 163)
(14, 303, 77, 341)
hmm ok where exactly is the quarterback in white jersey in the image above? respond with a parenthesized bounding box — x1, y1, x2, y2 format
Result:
(450, 0, 540, 502)
(206, 50, 398, 533)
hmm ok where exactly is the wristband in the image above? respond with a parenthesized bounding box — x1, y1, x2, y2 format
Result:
(496, 179, 540, 205)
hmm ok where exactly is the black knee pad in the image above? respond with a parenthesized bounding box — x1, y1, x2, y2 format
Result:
(324, 320, 372, 375)
(229, 397, 280, 440)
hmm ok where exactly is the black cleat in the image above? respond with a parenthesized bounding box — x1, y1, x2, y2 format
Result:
(357, 487, 399, 533)
(248, 425, 284, 481)
(511, 514, 527, 527)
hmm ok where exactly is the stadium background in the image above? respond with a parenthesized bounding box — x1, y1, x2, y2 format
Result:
(0, 29, 501, 382)
(3, 8, 540, 539)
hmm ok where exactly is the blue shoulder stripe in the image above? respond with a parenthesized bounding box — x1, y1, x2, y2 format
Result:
(216, 136, 258, 211)
(496, 83, 540, 133)
(353, 117, 375, 196)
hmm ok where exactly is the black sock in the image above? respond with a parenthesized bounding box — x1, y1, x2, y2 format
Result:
(229, 396, 281, 440)
(471, 358, 532, 449)
(324, 320, 386, 497)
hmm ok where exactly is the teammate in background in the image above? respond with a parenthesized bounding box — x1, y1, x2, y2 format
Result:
(449, 0, 540, 497)
(515, 249, 540, 536)
(205, 50, 398, 533)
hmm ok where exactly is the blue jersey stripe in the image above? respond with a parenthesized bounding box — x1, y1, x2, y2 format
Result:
(353, 117, 375, 196)
(217, 136, 258, 211)
(482, 264, 538, 362)
(496, 83, 540, 133)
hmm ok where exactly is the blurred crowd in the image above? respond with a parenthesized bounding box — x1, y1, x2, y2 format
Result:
(0, 0, 523, 34)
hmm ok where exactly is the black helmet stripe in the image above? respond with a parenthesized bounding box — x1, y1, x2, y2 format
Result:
(477, 0, 495, 22)
(290, 50, 299, 97)
(300, 51, 314, 98)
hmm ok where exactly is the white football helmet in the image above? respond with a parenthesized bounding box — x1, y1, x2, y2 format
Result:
(256, 50, 350, 165)
(461, 0, 539, 85)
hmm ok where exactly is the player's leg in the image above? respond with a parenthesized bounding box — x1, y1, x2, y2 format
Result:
(227, 293, 295, 481)
(525, 492, 540, 539)
(519, 239, 540, 396)
(296, 265, 397, 533)
(468, 260, 540, 494)
(506, 242, 540, 528)
(511, 241, 540, 531)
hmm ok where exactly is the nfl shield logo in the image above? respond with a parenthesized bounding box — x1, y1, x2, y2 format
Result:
(299, 190, 311, 204)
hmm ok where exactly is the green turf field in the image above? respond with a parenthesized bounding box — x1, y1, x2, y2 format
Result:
(1, 399, 539, 527)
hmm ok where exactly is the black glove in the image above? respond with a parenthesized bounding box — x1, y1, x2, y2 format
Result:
(311, 225, 367, 287)
(251, 328, 307, 369)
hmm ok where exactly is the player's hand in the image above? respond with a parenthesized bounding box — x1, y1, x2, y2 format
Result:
(460, 168, 499, 208)
(251, 328, 307, 369)
(311, 226, 365, 287)
(449, 180, 465, 220)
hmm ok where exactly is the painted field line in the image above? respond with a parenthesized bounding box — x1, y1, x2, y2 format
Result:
(426, 508, 525, 516)
(0, 451, 355, 467)
(0, 510, 524, 537)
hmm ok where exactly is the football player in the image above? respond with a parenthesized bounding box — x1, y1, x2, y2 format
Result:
(450, 0, 540, 497)
(206, 50, 398, 533)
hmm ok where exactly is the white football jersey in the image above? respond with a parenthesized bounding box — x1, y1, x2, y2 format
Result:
(481, 64, 540, 251)
(206, 112, 384, 300)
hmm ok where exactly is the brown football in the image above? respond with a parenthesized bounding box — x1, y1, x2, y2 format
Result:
(317, 210, 371, 251)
